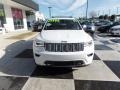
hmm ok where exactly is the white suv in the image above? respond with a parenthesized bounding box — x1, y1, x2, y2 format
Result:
(33, 17, 94, 67)
(109, 25, 120, 36)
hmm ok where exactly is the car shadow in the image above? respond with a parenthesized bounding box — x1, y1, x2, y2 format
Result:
(0, 40, 36, 76)
(0, 40, 76, 77)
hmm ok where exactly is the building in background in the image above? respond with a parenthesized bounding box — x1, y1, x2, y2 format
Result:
(0, 0, 39, 32)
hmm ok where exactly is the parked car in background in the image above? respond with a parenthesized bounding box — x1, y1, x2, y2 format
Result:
(97, 21, 120, 33)
(81, 21, 96, 35)
(33, 21, 45, 32)
(33, 17, 94, 67)
(109, 25, 120, 36)
(95, 20, 112, 26)
(97, 20, 113, 33)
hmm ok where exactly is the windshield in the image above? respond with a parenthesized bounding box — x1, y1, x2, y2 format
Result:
(44, 19, 82, 30)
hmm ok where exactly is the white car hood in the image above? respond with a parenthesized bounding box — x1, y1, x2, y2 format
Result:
(39, 30, 92, 43)
(112, 25, 120, 29)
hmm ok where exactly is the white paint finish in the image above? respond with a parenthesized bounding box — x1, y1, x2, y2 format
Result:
(33, 18, 94, 66)
(73, 60, 120, 81)
(4, 4, 15, 32)
(95, 50, 120, 61)
(22, 78, 75, 90)
(22, 10, 28, 30)
(40, 30, 92, 43)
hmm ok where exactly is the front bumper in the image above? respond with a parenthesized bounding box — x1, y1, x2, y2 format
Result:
(33, 51, 94, 67)
(33, 40, 94, 67)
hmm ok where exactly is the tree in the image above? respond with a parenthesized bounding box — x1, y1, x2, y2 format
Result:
(104, 14, 109, 20)
(89, 11, 97, 19)
(110, 15, 116, 21)
(99, 15, 104, 19)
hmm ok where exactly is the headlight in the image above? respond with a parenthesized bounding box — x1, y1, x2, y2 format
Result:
(84, 40, 93, 47)
(34, 39, 44, 47)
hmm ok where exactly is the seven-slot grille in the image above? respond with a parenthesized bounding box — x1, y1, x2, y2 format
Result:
(44, 43, 84, 52)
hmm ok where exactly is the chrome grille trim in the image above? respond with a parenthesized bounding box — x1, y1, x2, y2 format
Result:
(44, 43, 84, 52)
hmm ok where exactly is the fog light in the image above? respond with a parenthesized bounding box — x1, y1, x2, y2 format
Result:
(35, 53, 40, 57)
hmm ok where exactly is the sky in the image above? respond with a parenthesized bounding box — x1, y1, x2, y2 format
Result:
(34, 0, 120, 18)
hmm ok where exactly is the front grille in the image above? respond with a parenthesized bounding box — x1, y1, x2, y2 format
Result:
(44, 43, 84, 52)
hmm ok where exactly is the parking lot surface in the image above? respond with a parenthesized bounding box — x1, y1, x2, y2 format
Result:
(0, 33, 120, 90)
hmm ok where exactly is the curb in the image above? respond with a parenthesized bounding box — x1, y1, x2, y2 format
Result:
(24, 32, 39, 41)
